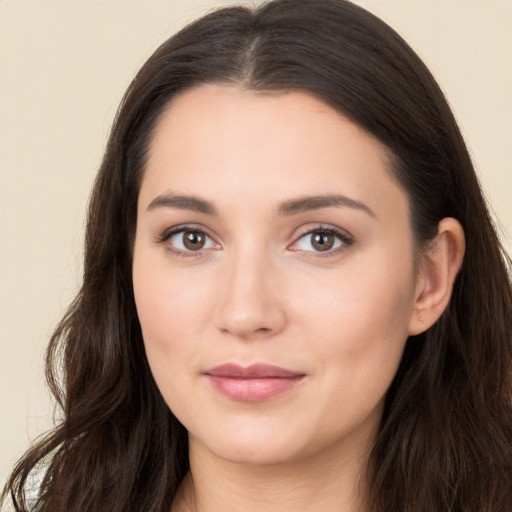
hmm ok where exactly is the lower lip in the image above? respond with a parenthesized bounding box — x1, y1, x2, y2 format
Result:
(207, 375, 304, 402)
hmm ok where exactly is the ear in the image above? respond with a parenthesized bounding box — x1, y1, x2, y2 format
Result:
(408, 217, 465, 336)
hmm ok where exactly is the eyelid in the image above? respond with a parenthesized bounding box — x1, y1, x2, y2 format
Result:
(155, 222, 354, 258)
(155, 224, 221, 257)
(288, 224, 354, 256)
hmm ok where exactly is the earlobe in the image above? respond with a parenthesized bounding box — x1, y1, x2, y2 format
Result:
(408, 218, 465, 336)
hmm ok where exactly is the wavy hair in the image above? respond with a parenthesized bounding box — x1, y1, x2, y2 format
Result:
(3, 1, 511, 510)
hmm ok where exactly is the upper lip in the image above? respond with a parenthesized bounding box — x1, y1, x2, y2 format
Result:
(205, 363, 305, 378)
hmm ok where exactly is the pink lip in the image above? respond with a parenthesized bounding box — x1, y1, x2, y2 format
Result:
(205, 363, 306, 402)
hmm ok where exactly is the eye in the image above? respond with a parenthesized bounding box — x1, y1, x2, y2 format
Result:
(158, 227, 220, 255)
(290, 227, 352, 254)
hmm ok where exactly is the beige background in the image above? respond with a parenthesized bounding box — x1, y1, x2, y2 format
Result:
(1, 0, 511, 487)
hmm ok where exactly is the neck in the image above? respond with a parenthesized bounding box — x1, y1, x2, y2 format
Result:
(171, 432, 374, 512)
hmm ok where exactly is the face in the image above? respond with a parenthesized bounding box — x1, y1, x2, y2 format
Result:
(133, 85, 420, 467)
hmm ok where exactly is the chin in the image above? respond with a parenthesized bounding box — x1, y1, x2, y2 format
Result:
(189, 422, 313, 466)
(211, 441, 304, 466)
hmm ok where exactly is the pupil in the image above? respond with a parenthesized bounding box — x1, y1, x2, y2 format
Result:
(184, 231, 205, 250)
(312, 232, 334, 251)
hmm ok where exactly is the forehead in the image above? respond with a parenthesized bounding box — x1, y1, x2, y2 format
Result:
(141, 84, 408, 223)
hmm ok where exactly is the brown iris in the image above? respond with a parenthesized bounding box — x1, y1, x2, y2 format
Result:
(183, 230, 206, 250)
(311, 231, 335, 251)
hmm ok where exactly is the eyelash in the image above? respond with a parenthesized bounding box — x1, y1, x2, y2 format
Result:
(155, 224, 218, 258)
(290, 226, 354, 258)
(155, 224, 354, 258)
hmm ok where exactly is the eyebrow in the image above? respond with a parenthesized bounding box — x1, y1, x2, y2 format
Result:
(147, 194, 218, 215)
(146, 192, 375, 218)
(277, 194, 376, 218)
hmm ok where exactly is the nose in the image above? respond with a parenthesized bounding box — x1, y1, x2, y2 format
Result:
(213, 249, 287, 339)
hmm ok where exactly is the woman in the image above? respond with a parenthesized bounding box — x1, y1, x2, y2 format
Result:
(2, 0, 511, 511)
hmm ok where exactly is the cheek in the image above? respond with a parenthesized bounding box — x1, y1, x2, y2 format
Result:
(132, 248, 211, 393)
(289, 266, 414, 442)
(135, 279, 205, 342)
(295, 257, 414, 343)
(292, 253, 415, 391)
(133, 240, 213, 335)
(133, 281, 201, 420)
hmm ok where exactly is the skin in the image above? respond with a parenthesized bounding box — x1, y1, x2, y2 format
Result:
(132, 84, 465, 512)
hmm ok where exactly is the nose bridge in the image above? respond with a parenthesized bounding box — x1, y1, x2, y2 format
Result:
(214, 242, 286, 338)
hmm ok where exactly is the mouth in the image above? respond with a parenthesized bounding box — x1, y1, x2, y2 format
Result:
(205, 363, 306, 402)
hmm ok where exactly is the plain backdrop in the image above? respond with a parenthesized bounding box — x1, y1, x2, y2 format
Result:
(1, 0, 511, 487)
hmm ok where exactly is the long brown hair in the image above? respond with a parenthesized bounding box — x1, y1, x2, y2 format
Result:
(3, 1, 511, 510)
